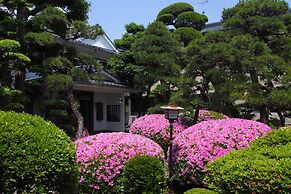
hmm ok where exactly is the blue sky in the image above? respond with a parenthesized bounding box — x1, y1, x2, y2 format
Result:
(88, 0, 291, 41)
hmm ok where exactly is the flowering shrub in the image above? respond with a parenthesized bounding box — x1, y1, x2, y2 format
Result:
(75, 132, 164, 193)
(171, 119, 272, 186)
(180, 110, 229, 128)
(129, 114, 185, 152)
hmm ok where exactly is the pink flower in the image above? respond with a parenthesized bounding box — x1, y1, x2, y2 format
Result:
(75, 132, 164, 192)
(129, 114, 185, 152)
(171, 118, 272, 185)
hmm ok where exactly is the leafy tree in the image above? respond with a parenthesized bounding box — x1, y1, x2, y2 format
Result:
(180, 0, 290, 125)
(0, 1, 103, 137)
(109, 21, 183, 114)
(222, 0, 290, 124)
(114, 22, 145, 51)
(176, 31, 240, 116)
(109, 22, 145, 88)
(0, 39, 30, 111)
(108, 23, 146, 114)
(173, 27, 202, 47)
(132, 21, 182, 113)
(157, 2, 207, 46)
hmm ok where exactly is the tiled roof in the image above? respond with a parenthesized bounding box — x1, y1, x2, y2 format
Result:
(25, 72, 128, 89)
(72, 39, 118, 54)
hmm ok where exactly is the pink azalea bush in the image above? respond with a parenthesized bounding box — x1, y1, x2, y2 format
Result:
(180, 110, 230, 128)
(171, 118, 272, 186)
(129, 114, 185, 152)
(75, 132, 164, 193)
(198, 110, 229, 121)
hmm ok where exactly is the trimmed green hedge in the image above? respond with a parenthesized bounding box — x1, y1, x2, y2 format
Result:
(118, 155, 166, 194)
(184, 188, 217, 194)
(0, 111, 78, 193)
(206, 127, 291, 194)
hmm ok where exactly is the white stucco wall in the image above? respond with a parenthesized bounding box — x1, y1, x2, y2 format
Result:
(93, 92, 125, 131)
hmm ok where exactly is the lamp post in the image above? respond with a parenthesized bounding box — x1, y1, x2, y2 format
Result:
(161, 105, 184, 179)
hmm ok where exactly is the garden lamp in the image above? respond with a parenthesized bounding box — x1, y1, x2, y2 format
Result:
(161, 105, 184, 122)
(161, 105, 184, 179)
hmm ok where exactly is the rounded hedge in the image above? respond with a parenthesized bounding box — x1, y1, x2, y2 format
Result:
(0, 111, 78, 193)
(75, 132, 164, 193)
(171, 119, 272, 186)
(119, 155, 166, 194)
(206, 127, 291, 194)
(184, 188, 217, 194)
(129, 114, 185, 153)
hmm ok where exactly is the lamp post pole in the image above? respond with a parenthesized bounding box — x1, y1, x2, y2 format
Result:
(161, 105, 184, 180)
(168, 119, 174, 179)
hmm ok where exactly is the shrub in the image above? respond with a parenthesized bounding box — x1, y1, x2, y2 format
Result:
(179, 109, 229, 128)
(205, 127, 291, 194)
(47, 99, 68, 109)
(129, 114, 185, 153)
(171, 119, 272, 186)
(0, 111, 78, 193)
(75, 132, 164, 193)
(119, 155, 166, 194)
(184, 188, 217, 194)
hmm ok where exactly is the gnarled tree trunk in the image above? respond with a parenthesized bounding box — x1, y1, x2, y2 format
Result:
(277, 110, 285, 127)
(259, 106, 269, 124)
(68, 90, 84, 139)
(193, 108, 200, 124)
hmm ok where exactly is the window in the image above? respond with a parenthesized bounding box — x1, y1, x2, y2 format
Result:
(95, 102, 103, 121)
(107, 105, 120, 122)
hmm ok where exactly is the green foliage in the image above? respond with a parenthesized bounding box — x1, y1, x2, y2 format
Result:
(46, 98, 75, 137)
(0, 0, 101, 139)
(173, 27, 202, 46)
(24, 32, 56, 46)
(118, 155, 166, 194)
(223, 0, 289, 38)
(125, 22, 145, 34)
(47, 99, 68, 109)
(0, 39, 20, 52)
(0, 111, 78, 193)
(69, 20, 103, 39)
(71, 67, 90, 82)
(184, 188, 217, 194)
(31, 6, 68, 38)
(180, 30, 236, 113)
(157, 2, 207, 32)
(108, 51, 143, 87)
(0, 39, 30, 66)
(132, 21, 182, 110)
(270, 88, 291, 108)
(0, 86, 26, 112)
(5, 52, 31, 64)
(46, 74, 73, 92)
(133, 21, 181, 80)
(206, 127, 291, 194)
(182, 0, 290, 121)
(157, 13, 175, 25)
(158, 2, 194, 18)
(175, 11, 208, 30)
(49, 109, 69, 118)
(114, 33, 137, 50)
(112, 20, 183, 113)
